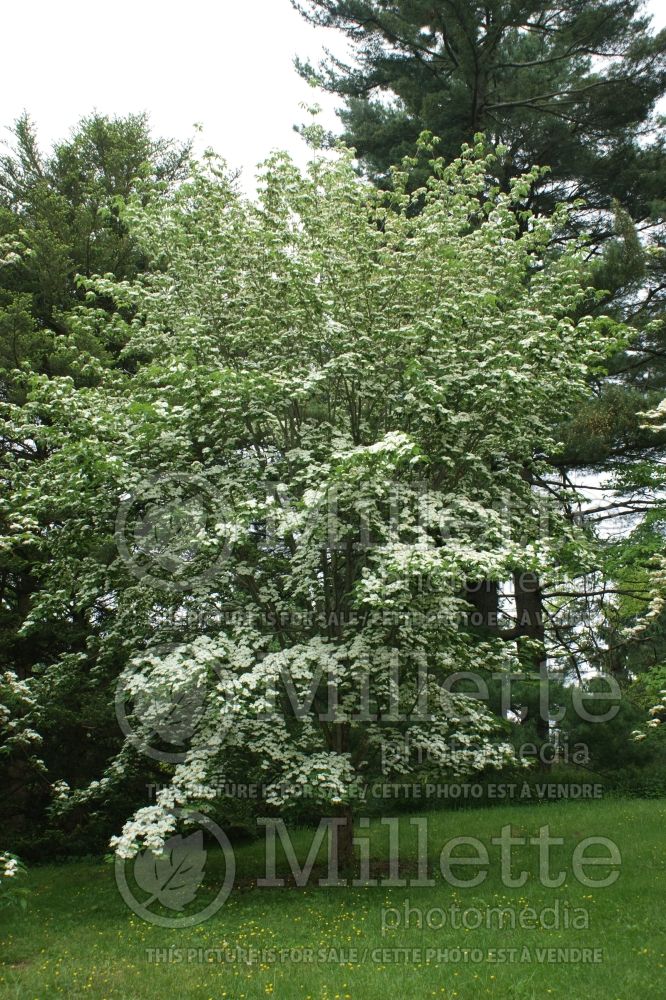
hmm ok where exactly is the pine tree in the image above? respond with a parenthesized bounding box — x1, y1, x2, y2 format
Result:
(294, 1, 665, 215)
(0, 116, 191, 853)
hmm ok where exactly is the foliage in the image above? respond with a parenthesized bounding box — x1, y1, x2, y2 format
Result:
(0, 851, 27, 910)
(293, 0, 666, 213)
(0, 131, 639, 856)
(0, 114, 191, 852)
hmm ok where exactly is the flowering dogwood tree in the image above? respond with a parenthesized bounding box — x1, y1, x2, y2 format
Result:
(2, 135, 629, 865)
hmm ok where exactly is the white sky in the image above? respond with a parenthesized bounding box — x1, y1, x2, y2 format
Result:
(2, 0, 349, 192)
(2, 0, 665, 194)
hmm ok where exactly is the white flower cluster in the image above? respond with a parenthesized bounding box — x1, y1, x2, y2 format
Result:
(632, 690, 666, 741)
(0, 853, 20, 879)
(51, 780, 71, 801)
(110, 801, 178, 860)
(0, 671, 44, 764)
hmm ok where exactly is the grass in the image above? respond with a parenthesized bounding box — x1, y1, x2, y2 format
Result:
(1, 798, 665, 999)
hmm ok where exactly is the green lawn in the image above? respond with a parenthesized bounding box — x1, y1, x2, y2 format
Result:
(1, 799, 665, 999)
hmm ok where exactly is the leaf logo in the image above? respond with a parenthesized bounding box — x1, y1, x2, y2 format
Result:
(133, 832, 206, 911)
(115, 472, 236, 592)
(134, 685, 206, 746)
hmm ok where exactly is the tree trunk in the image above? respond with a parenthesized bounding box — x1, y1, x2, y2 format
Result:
(514, 570, 550, 762)
(331, 804, 354, 875)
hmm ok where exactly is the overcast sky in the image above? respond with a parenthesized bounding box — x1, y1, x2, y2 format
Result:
(2, 0, 349, 190)
(3, 0, 664, 193)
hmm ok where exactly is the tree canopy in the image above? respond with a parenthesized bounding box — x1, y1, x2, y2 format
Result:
(1, 134, 642, 858)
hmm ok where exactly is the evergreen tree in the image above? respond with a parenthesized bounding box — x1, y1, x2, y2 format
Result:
(0, 115, 190, 853)
(0, 113, 190, 401)
(293, 1, 665, 216)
